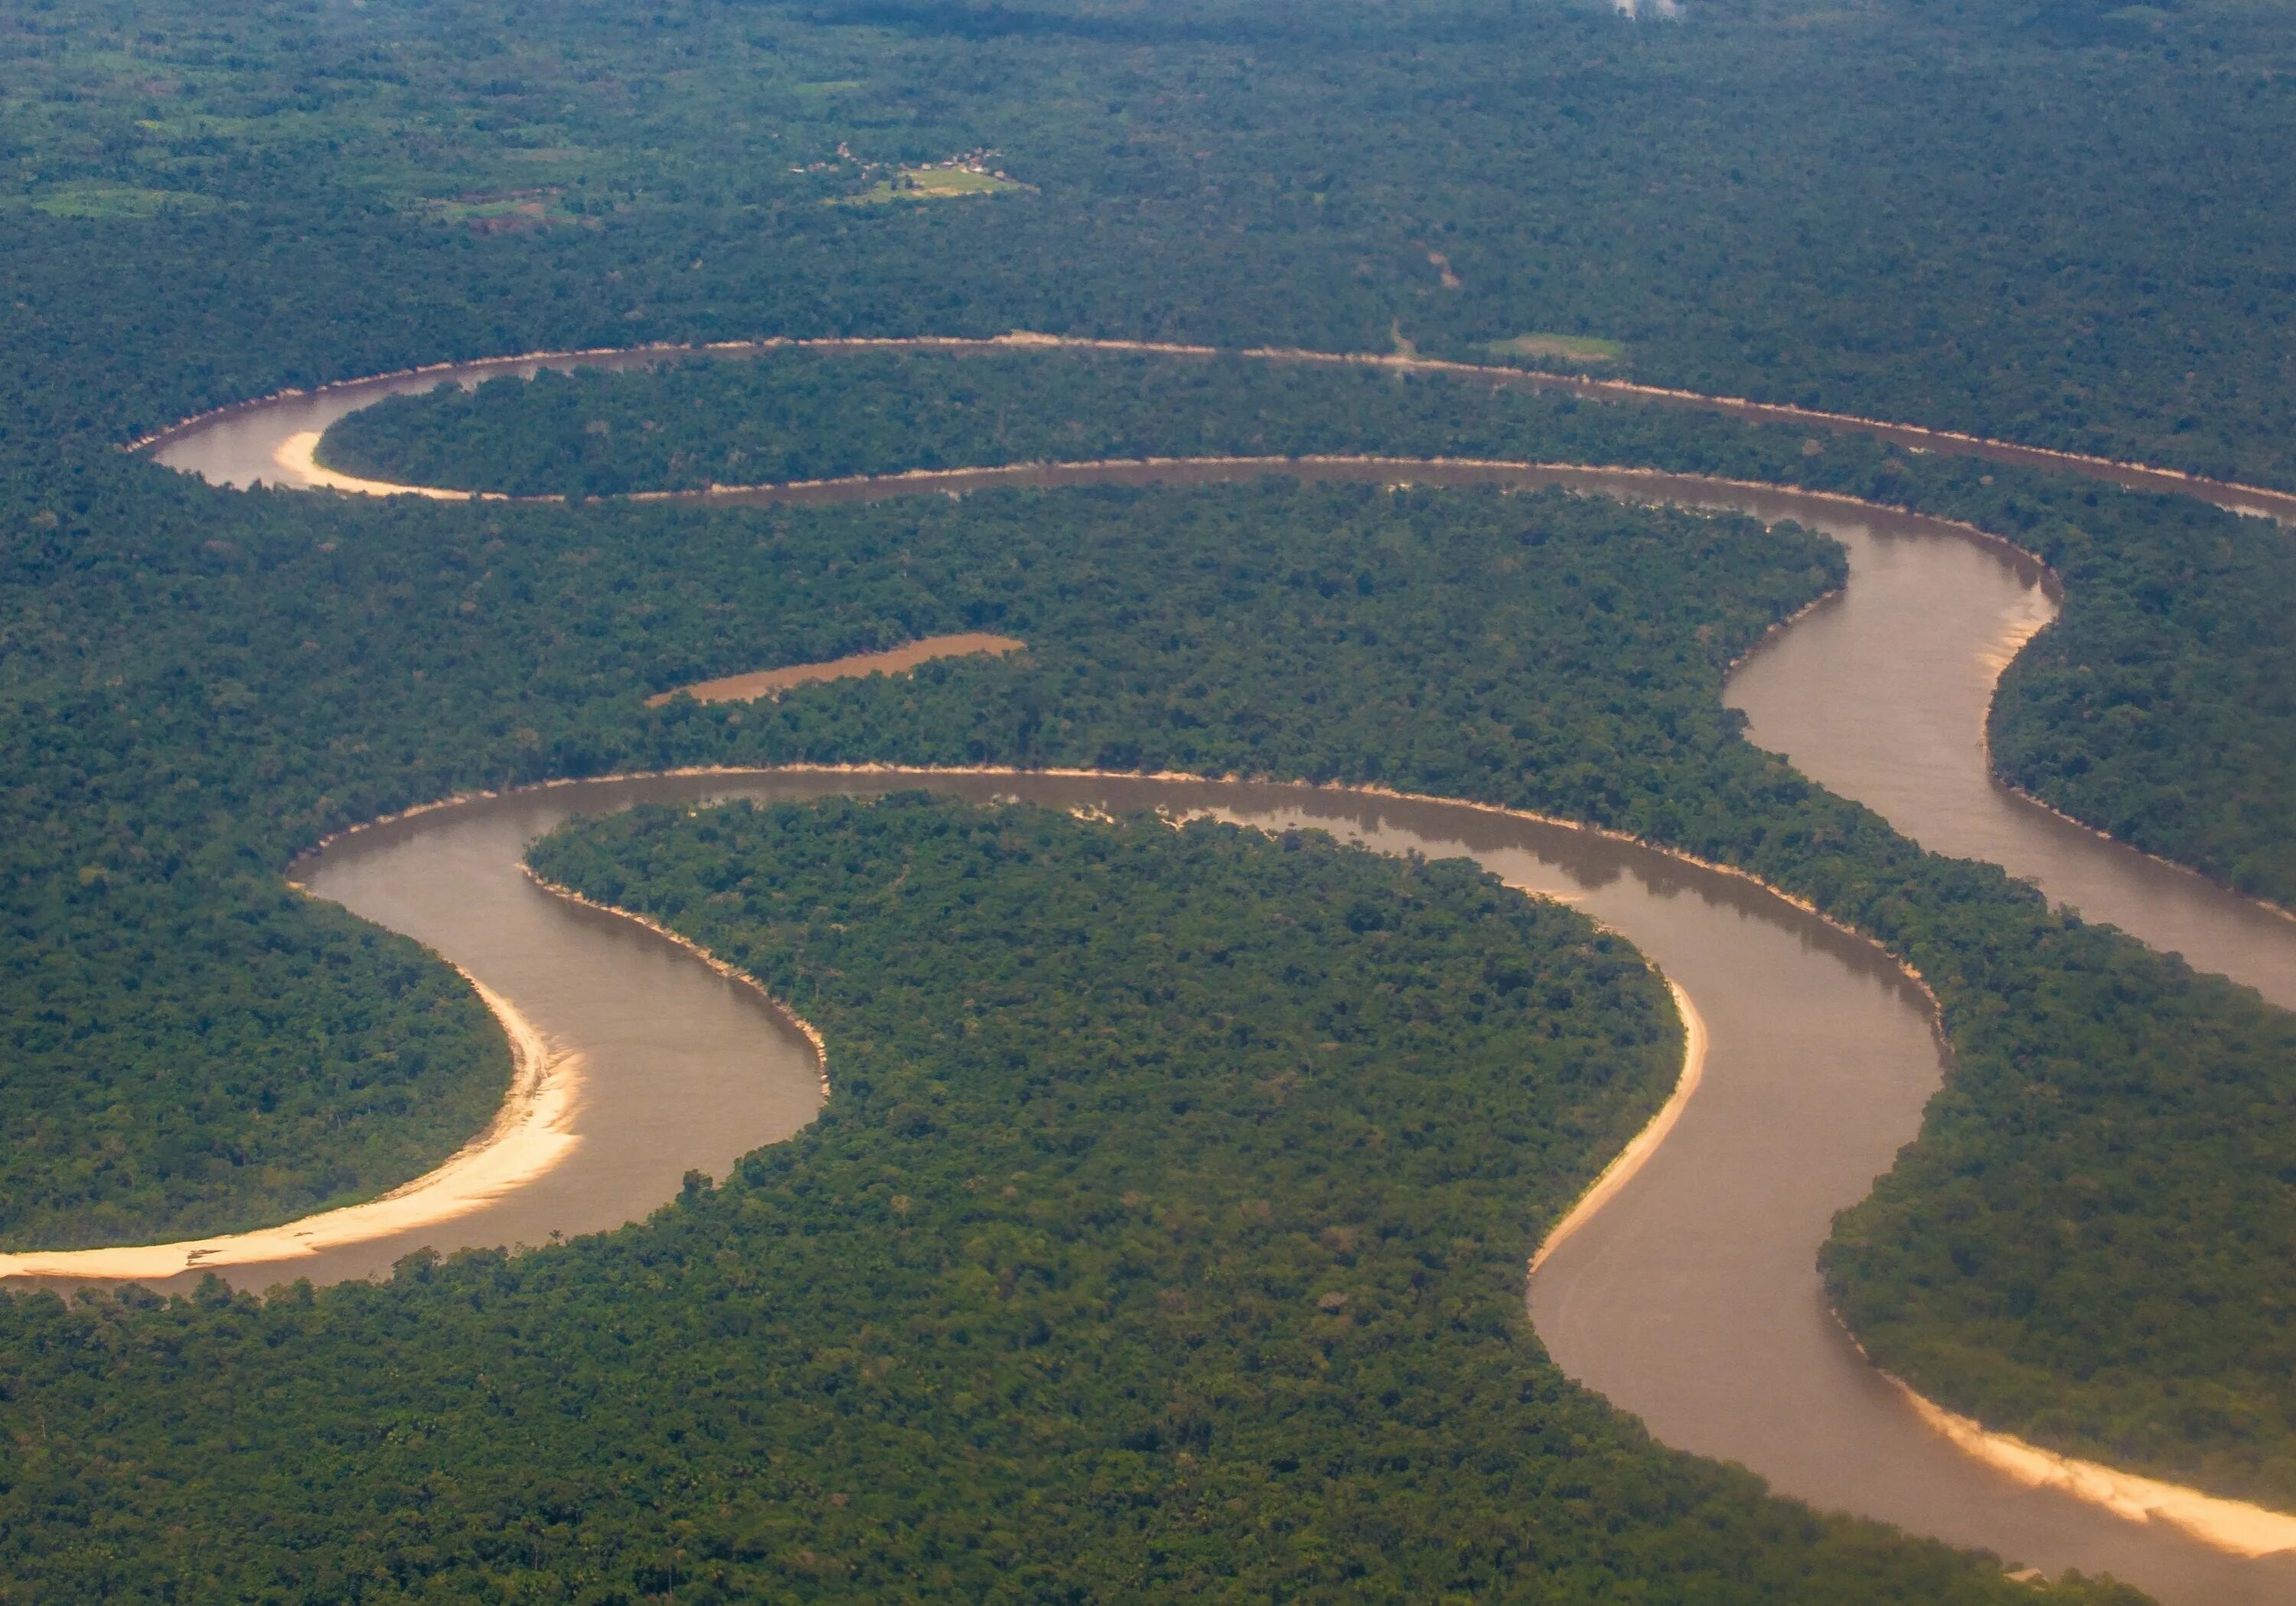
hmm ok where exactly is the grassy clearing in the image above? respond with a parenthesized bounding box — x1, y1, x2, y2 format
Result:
(1488, 332, 1628, 363)
(842, 165, 1026, 204)
(419, 189, 580, 232)
(15, 183, 216, 219)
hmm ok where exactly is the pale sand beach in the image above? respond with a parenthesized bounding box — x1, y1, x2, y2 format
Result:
(0, 975, 579, 1282)
(645, 633, 1027, 705)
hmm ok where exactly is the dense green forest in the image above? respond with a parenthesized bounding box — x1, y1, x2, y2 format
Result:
(322, 348, 2296, 906)
(0, 477, 1836, 1245)
(5, 0, 2296, 1588)
(4, 0, 2296, 486)
(0, 796, 2142, 1603)
(0, 868, 510, 1251)
(6, 446, 2296, 1510)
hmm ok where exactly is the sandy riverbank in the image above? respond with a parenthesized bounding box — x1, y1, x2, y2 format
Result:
(274, 429, 496, 500)
(1528, 979, 1707, 1275)
(124, 337, 2296, 1568)
(1890, 1376, 2296, 1558)
(646, 633, 1026, 705)
(14, 754, 2294, 1563)
(0, 973, 578, 1282)
(133, 330, 2296, 522)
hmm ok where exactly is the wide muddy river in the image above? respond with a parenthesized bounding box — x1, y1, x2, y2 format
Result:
(84, 347, 2296, 1601)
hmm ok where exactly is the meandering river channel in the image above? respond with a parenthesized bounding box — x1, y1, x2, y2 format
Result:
(56, 342, 2296, 1601)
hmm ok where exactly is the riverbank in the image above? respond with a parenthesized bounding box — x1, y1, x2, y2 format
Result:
(112, 341, 2296, 1592)
(1886, 1373, 2296, 1559)
(276, 428, 491, 500)
(0, 971, 575, 1282)
(1528, 979, 1708, 1275)
(135, 331, 2296, 523)
(645, 634, 1028, 707)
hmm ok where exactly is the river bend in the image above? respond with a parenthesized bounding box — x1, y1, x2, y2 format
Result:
(70, 345, 2296, 1601)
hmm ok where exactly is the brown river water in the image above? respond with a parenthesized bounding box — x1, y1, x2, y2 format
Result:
(86, 349, 2296, 1600)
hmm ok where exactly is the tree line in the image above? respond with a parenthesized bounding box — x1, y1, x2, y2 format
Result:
(0, 795, 2141, 1604)
(3, 452, 2293, 1511)
(325, 347, 2296, 909)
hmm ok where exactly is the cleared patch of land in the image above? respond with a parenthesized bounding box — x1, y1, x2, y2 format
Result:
(842, 165, 1026, 204)
(645, 633, 1029, 705)
(17, 183, 214, 219)
(1489, 332, 1628, 363)
(420, 188, 579, 233)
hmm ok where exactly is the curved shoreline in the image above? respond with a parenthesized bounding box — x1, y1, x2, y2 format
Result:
(2, 763, 1758, 1283)
(246, 398, 2296, 929)
(276, 428, 496, 500)
(0, 967, 576, 1281)
(11, 759, 2295, 1568)
(406, 765, 2296, 1554)
(109, 344, 2296, 1577)
(161, 334, 2296, 930)
(127, 331, 2296, 523)
(520, 864, 833, 1100)
(1883, 1371, 2296, 1559)
(1528, 979, 1707, 1275)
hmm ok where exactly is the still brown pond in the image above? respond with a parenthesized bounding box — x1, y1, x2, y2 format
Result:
(88, 348, 2296, 1601)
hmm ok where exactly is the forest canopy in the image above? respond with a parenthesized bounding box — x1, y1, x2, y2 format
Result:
(0, 477, 1835, 1246)
(2, 451, 2291, 1510)
(321, 347, 2296, 908)
(9, 0, 2296, 487)
(0, 795, 2139, 1604)
(3, 0, 2295, 1587)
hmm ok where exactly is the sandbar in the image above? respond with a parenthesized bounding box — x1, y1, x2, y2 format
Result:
(1893, 1380, 2296, 1558)
(274, 429, 491, 500)
(0, 974, 578, 1282)
(645, 633, 1027, 705)
(1528, 979, 1707, 1275)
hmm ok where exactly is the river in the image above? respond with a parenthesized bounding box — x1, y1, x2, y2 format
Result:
(81, 345, 2296, 1600)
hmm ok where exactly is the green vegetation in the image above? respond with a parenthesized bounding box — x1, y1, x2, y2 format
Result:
(0, 866, 510, 1250)
(12, 0, 2296, 487)
(842, 165, 1026, 204)
(14, 182, 214, 219)
(5, 0, 2296, 1582)
(0, 795, 2138, 1604)
(419, 189, 583, 233)
(10, 420, 2296, 1510)
(319, 348, 2296, 907)
(0, 475, 1837, 1246)
(1825, 967, 2296, 1507)
(1988, 523, 2296, 909)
